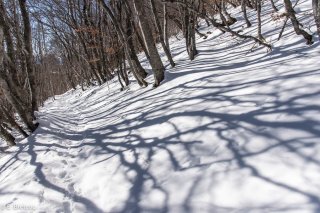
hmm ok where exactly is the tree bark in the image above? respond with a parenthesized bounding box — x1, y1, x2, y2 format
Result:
(242, 0, 252, 27)
(133, 0, 165, 87)
(313, 0, 320, 40)
(222, 0, 237, 25)
(125, 16, 148, 79)
(1, 106, 29, 138)
(150, 0, 175, 67)
(97, 0, 148, 87)
(257, 0, 264, 40)
(283, 0, 313, 44)
(0, 13, 36, 132)
(0, 125, 16, 146)
(270, 0, 278, 12)
(163, 3, 170, 50)
(19, 0, 39, 115)
(181, 0, 198, 60)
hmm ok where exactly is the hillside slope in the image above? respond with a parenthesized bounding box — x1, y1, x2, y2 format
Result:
(1, 0, 320, 212)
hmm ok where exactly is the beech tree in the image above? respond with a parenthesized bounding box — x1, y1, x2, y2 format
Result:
(283, 0, 313, 44)
(150, 0, 175, 67)
(133, 0, 165, 87)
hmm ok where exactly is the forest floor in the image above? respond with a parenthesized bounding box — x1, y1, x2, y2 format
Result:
(1, 0, 320, 212)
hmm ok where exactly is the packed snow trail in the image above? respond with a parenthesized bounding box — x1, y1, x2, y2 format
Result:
(1, 0, 320, 212)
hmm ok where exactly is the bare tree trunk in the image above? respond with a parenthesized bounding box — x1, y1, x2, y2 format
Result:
(0, 78, 36, 131)
(119, 51, 130, 86)
(116, 70, 124, 91)
(150, 0, 175, 67)
(283, 0, 313, 44)
(0, 24, 15, 146)
(133, 0, 165, 87)
(270, 0, 278, 12)
(257, 0, 264, 41)
(163, 3, 170, 50)
(242, 0, 252, 27)
(222, 0, 237, 24)
(164, 0, 271, 48)
(1, 106, 29, 137)
(254, 0, 257, 10)
(313, 0, 320, 40)
(19, 0, 39, 115)
(122, 0, 151, 68)
(0, 125, 16, 146)
(97, 0, 148, 87)
(188, 11, 198, 60)
(133, 22, 151, 62)
(0, 13, 36, 132)
(181, 0, 198, 60)
(0, 0, 19, 84)
(125, 16, 148, 80)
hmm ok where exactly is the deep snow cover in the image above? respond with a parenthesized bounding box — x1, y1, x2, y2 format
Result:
(1, 0, 320, 212)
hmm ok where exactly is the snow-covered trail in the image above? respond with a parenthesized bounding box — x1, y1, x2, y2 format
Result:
(1, 0, 320, 212)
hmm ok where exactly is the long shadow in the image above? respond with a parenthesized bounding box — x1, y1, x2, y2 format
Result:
(1, 0, 319, 211)
(25, 131, 104, 212)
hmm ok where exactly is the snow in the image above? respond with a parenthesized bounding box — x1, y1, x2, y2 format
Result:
(1, 0, 320, 212)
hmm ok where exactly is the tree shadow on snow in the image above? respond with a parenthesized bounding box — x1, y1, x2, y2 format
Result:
(1, 1, 320, 211)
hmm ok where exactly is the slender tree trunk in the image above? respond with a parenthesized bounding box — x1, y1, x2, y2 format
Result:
(1, 106, 29, 137)
(0, 24, 15, 146)
(257, 0, 264, 40)
(97, 0, 148, 87)
(222, 0, 237, 25)
(133, 22, 151, 62)
(254, 0, 257, 10)
(0, 78, 36, 131)
(163, 3, 170, 50)
(122, 1, 149, 80)
(19, 0, 39, 115)
(313, 0, 320, 40)
(133, 0, 165, 87)
(242, 0, 252, 27)
(117, 70, 124, 91)
(0, 14, 36, 132)
(121, 51, 130, 86)
(181, 0, 198, 60)
(126, 17, 148, 78)
(283, 0, 313, 44)
(188, 11, 198, 60)
(0, 0, 19, 84)
(150, 0, 175, 67)
(270, 0, 278, 12)
(0, 125, 16, 146)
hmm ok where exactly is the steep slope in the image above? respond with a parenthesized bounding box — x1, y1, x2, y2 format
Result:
(1, 0, 320, 212)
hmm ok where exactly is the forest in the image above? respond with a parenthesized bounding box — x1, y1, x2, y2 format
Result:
(0, 0, 319, 147)
(0, 0, 320, 212)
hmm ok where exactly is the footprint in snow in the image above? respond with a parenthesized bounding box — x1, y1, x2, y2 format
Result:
(276, 113, 286, 120)
(59, 171, 67, 179)
(61, 160, 68, 165)
(57, 151, 65, 157)
(39, 190, 45, 203)
(257, 127, 268, 132)
(56, 201, 71, 213)
(189, 157, 201, 167)
(67, 183, 75, 194)
(23, 180, 31, 186)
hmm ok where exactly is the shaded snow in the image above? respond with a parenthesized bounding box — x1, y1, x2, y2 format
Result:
(1, 0, 320, 212)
